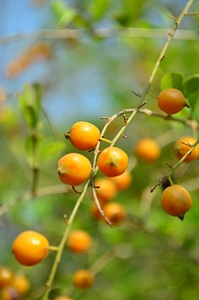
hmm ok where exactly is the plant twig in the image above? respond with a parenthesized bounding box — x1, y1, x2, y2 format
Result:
(41, 180, 90, 300)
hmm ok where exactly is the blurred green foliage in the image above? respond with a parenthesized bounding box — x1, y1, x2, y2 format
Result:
(0, 0, 199, 299)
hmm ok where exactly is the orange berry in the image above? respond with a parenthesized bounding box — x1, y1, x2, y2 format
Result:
(97, 147, 128, 177)
(134, 138, 160, 163)
(67, 230, 92, 253)
(158, 88, 188, 114)
(65, 121, 100, 150)
(111, 170, 132, 191)
(95, 177, 117, 202)
(174, 136, 199, 162)
(57, 153, 92, 186)
(11, 274, 30, 295)
(0, 267, 14, 287)
(73, 269, 94, 289)
(104, 202, 126, 225)
(12, 230, 49, 266)
(161, 185, 192, 220)
(1, 286, 19, 300)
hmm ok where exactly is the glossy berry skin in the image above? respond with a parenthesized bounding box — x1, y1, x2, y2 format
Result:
(57, 153, 92, 186)
(11, 275, 30, 295)
(12, 231, 49, 266)
(65, 121, 100, 150)
(174, 136, 199, 162)
(73, 269, 94, 289)
(97, 147, 128, 177)
(161, 185, 192, 220)
(158, 88, 187, 114)
(134, 138, 160, 163)
(0, 267, 14, 287)
(67, 230, 92, 253)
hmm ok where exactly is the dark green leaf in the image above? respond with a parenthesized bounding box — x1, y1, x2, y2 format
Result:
(115, 0, 147, 26)
(160, 72, 184, 90)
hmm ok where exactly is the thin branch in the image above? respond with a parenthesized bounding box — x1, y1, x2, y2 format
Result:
(0, 28, 198, 44)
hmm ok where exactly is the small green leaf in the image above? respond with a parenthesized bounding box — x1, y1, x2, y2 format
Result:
(89, 0, 110, 22)
(114, 0, 147, 26)
(182, 75, 199, 112)
(51, 1, 76, 27)
(160, 72, 184, 90)
(183, 74, 199, 97)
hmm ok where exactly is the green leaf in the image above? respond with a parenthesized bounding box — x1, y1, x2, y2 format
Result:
(182, 74, 199, 113)
(89, 0, 110, 22)
(51, 1, 76, 27)
(114, 0, 147, 26)
(18, 84, 42, 130)
(39, 140, 66, 162)
(160, 72, 184, 90)
(183, 74, 199, 98)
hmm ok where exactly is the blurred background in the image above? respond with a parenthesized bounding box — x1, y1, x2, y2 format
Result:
(0, 1, 199, 300)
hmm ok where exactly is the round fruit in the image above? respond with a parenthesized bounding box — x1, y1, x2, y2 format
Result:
(110, 170, 132, 191)
(67, 230, 92, 253)
(73, 269, 94, 289)
(95, 177, 117, 202)
(97, 147, 128, 177)
(12, 231, 49, 266)
(104, 202, 126, 225)
(0, 267, 14, 287)
(11, 275, 30, 295)
(65, 121, 100, 150)
(134, 138, 160, 163)
(57, 153, 92, 186)
(174, 136, 199, 162)
(1, 286, 19, 300)
(158, 88, 188, 114)
(161, 184, 192, 220)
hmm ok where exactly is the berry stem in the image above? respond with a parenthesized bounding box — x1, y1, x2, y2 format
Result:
(99, 137, 112, 144)
(41, 180, 90, 300)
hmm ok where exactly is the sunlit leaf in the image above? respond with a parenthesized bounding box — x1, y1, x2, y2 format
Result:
(51, 1, 76, 26)
(160, 72, 184, 90)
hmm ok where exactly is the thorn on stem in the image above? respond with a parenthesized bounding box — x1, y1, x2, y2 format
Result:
(184, 11, 198, 16)
(121, 134, 127, 139)
(167, 162, 173, 169)
(132, 90, 141, 98)
(63, 214, 69, 225)
(123, 113, 128, 124)
(138, 101, 147, 109)
(151, 182, 161, 193)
